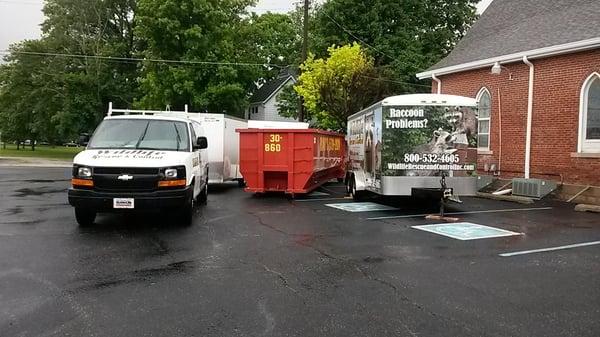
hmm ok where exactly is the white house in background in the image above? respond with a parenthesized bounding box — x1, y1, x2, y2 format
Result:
(247, 68, 297, 122)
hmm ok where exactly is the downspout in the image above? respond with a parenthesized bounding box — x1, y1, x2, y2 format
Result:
(523, 56, 534, 179)
(432, 73, 442, 94)
(497, 88, 502, 173)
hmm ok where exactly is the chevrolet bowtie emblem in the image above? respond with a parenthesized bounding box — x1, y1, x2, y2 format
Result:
(118, 174, 134, 181)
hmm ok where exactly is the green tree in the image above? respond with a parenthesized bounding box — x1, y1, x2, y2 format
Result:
(294, 43, 383, 130)
(0, 0, 139, 145)
(241, 13, 301, 74)
(276, 84, 302, 121)
(242, 10, 304, 119)
(314, 0, 478, 92)
(135, 0, 259, 117)
(0, 40, 62, 149)
(41, 0, 139, 136)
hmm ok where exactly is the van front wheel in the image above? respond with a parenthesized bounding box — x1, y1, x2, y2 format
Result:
(75, 208, 96, 226)
(178, 185, 195, 226)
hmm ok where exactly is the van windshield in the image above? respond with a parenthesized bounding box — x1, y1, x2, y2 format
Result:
(88, 119, 190, 152)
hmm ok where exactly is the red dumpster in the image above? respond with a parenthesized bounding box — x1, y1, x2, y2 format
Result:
(237, 128, 346, 195)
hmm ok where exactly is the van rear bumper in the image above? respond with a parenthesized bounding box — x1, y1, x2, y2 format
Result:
(68, 187, 193, 211)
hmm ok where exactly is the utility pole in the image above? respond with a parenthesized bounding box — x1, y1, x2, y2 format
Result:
(299, 0, 310, 122)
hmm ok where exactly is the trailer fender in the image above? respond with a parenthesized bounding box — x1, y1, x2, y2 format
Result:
(351, 170, 368, 191)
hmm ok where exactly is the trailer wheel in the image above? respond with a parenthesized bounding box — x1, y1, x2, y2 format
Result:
(75, 208, 96, 227)
(350, 177, 363, 201)
(346, 177, 352, 195)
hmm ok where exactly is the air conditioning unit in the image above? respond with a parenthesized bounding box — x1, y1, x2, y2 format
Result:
(512, 178, 557, 199)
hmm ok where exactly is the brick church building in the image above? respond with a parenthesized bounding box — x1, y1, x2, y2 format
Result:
(417, 0, 600, 186)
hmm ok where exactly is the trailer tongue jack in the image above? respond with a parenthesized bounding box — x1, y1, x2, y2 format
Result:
(425, 173, 461, 222)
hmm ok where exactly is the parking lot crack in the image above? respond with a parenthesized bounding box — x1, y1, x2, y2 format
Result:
(260, 263, 298, 294)
(354, 266, 480, 336)
(250, 211, 340, 261)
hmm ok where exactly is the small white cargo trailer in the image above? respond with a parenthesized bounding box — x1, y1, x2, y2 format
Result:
(107, 104, 247, 185)
(188, 114, 246, 184)
(346, 94, 480, 200)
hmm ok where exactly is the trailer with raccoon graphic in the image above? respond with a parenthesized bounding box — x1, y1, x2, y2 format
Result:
(345, 94, 480, 200)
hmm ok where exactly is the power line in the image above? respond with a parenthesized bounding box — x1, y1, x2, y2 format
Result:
(359, 75, 432, 88)
(0, 50, 285, 68)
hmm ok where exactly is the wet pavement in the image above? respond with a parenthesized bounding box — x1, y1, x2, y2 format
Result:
(0, 166, 599, 337)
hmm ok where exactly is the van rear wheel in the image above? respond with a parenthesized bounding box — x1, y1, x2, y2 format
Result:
(75, 208, 96, 226)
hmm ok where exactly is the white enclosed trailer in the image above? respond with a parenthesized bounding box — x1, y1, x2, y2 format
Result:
(346, 94, 480, 199)
(107, 104, 247, 185)
(187, 114, 246, 184)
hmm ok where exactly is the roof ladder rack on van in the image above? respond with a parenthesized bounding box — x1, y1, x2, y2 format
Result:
(107, 102, 190, 117)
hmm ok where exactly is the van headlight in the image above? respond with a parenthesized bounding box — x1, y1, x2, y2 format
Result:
(159, 166, 186, 180)
(77, 166, 92, 178)
(164, 168, 178, 179)
(158, 166, 187, 189)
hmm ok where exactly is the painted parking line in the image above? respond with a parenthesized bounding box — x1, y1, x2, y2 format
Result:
(368, 207, 553, 220)
(326, 202, 398, 213)
(500, 241, 600, 257)
(413, 222, 522, 241)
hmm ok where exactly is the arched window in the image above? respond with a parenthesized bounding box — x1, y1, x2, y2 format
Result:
(579, 73, 600, 152)
(477, 88, 492, 150)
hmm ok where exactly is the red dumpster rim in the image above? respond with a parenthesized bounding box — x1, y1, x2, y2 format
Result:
(236, 128, 345, 137)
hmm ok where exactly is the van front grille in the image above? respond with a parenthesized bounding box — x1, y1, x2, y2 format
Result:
(93, 167, 160, 192)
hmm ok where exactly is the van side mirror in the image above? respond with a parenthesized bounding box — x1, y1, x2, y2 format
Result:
(194, 136, 208, 150)
(78, 134, 90, 147)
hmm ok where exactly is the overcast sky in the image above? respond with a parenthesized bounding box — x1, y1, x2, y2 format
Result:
(0, 0, 494, 52)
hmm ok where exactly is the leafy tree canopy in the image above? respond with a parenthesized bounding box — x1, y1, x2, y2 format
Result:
(314, 0, 478, 93)
(294, 43, 383, 131)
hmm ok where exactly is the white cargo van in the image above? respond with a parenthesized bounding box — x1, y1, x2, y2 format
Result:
(68, 113, 209, 226)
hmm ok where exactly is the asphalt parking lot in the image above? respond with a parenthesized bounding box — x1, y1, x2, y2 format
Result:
(1, 167, 599, 337)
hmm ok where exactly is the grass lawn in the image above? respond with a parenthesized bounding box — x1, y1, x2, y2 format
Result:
(0, 144, 82, 160)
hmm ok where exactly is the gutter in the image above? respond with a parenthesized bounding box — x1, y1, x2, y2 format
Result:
(417, 37, 600, 79)
(523, 56, 534, 179)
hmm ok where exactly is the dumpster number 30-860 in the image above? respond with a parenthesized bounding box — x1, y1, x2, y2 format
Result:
(265, 134, 282, 152)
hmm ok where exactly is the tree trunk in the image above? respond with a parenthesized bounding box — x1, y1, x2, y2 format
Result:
(31, 141, 36, 151)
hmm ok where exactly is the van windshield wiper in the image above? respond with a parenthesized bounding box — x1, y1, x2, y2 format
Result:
(134, 121, 151, 149)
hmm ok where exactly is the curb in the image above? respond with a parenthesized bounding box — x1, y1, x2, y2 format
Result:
(476, 192, 535, 205)
(575, 204, 600, 213)
(0, 157, 72, 168)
